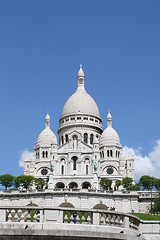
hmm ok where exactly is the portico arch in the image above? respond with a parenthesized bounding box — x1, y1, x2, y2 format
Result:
(93, 203, 109, 210)
(69, 182, 78, 189)
(55, 182, 65, 189)
(59, 202, 75, 208)
(82, 182, 91, 189)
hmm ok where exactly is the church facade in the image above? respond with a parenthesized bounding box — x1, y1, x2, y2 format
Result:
(24, 65, 134, 190)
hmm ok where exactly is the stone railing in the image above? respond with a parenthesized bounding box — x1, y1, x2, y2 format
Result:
(0, 188, 140, 195)
(63, 210, 92, 224)
(6, 208, 40, 222)
(99, 212, 124, 227)
(0, 206, 141, 232)
(2, 207, 160, 240)
(129, 215, 140, 230)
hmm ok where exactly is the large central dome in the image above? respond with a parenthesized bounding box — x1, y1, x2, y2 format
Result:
(61, 65, 100, 118)
(62, 87, 100, 117)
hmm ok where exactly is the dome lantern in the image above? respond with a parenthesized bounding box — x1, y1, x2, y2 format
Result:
(77, 64, 84, 88)
(107, 109, 112, 127)
(45, 112, 50, 128)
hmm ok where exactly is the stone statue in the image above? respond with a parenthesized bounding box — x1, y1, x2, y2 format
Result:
(94, 161, 97, 172)
(50, 162, 54, 173)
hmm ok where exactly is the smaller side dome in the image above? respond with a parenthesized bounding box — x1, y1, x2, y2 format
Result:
(100, 110, 121, 147)
(36, 113, 57, 147)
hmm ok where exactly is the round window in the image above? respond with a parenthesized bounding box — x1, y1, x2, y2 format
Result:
(107, 167, 113, 175)
(41, 168, 48, 176)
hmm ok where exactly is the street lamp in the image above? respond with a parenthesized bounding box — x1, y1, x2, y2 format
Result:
(150, 183, 153, 214)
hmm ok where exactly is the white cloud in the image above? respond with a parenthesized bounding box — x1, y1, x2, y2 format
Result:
(18, 148, 34, 168)
(123, 139, 160, 181)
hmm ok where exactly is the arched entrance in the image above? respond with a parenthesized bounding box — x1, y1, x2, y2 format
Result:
(55, 182, 65, 189)
(69, 182, 78, 189)
(59, 202, 75, 208)
(93, 204, 109, 210)
(82, 182, 91, 189)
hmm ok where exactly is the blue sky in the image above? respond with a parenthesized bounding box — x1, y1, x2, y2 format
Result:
(0, 1, 160, 180)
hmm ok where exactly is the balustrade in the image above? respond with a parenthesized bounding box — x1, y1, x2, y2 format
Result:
(0, 206, 141, 233)
(63, 210, 92, 224)
(6, 208, 40, 222)
(99, 212, 124, 227)
(129, 216, 140, 230)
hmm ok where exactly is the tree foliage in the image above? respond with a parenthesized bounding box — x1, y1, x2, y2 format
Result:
(18, 175, 35, 190)
(139, 175, 156, 190)
(127, 183, 140, 191)
(154, 178, 160, 191)
(115, 180, 122, 189)
(13, 176, 21, 189)
(100, 178, 112, 190)
(122, 177, 133, 189)
(153, 193, 160, 213)
(0, 173, 47, 191)
(34, 178, 45, 190)
(0, 174, 13, 190)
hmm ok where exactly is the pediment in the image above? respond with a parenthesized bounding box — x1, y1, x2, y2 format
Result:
(68, 130, 82, 139)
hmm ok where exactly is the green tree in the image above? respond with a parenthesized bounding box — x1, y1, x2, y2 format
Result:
(122, 177, 133, 189)
(139, 175, 155, 190)
(0, 174, 13, 190)
(127, 183, 140, 191)
(100, 178, 112, 190)
(154, 178, 160, 191)
(153, 193, 160, 213)
(13, 176, 22, 189)
(34, 178, 45, 190)
(18, 175, 34, 190)
(115, 180, 122, 189)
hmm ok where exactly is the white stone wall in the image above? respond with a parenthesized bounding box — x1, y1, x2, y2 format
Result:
(0, 190, 153, 214)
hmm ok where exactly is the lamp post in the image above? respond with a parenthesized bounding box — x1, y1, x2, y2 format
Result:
(150, 183, 153, 214)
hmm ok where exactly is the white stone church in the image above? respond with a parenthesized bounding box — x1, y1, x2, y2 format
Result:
(24, 65, 134, 190)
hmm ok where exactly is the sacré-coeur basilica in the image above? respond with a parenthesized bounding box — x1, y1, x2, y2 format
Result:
(24, 65, 134, 190)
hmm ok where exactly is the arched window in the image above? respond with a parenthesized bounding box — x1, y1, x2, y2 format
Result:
(72, 156, 78, 170)
(69, 182, 78, 189)
(90, 134, 94, 144)
(82, 182, 91, 189)
(73, 159, 76, 170)
(46, 151, 48, 158)
(61, 165, 64, 175)
(107, 150, 109, 157)
(73, 135, 78, 149)
(61, 136, 64, 145)
(42, 151, 45, 158)
(84, 133, 88, 144)
(86, 165, 88, 175)
(110, 150, 112, 157)
(102, 151, 104, 158)
(38, 152, 39, 159)
(55, 182, 65, 189)
(65, 134, 68, 142)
